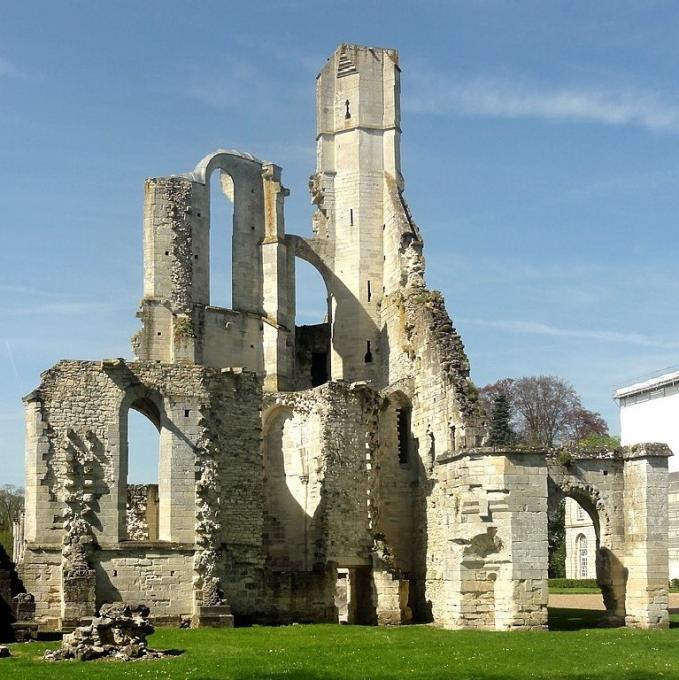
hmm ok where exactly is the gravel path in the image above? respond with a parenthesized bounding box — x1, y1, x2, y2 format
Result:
(549, 593, 679, 611)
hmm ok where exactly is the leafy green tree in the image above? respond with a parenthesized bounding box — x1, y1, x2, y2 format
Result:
(548, 498, 566, 578)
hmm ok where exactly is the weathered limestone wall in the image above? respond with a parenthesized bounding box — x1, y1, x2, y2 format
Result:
(20, 547, 61, 626)
(429, 450, 548, 630)
(126, 484, 159, 542)
(22, 359, 264, 628)
(311, 45, 403, 383)
(94, 548, 193, 623)
(263, 383, 375, 572)
(623, 445, 670, 628)
(133, 151, 294, 390)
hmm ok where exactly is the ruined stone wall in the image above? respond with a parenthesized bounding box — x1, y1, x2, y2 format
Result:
(20, 548, 60, 626)
(261, 383, 379, 621)
(263, 383, 375, 572)
(134, 152, 294, 390)
(429, 450, 548, 631)
(94, 548, 194, 623)
(22, 360, 264, 627)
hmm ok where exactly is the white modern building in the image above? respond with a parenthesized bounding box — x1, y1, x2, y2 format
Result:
(616, 369, 679, 471)
(565, 369, 679, 579)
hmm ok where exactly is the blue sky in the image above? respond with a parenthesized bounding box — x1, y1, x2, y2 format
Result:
(2, 1, 679, 486)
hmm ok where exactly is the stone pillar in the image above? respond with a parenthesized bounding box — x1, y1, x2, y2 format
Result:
(433, 450, 548, 631)
(623, 443, 671, 629)
(61, 570, 96, 632)
(493, 453, 549, 630)
(372, 569, 411, 625)
(261, 163, 294, 392)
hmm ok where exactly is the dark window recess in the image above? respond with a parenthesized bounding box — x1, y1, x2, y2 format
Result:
(184, 409, 190, 418)
(350, 208, 354, 226)
(345, 99, 351, 119)
(311, 352, 328, 387)
(367, 280, 372, 302)
(364, 340, 373, 363)
(397, 408, 411, 464)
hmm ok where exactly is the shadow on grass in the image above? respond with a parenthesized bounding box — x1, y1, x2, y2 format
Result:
(548, 607, 603, 631)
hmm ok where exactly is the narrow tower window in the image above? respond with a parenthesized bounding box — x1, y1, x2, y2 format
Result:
(349, 208, 354, 226)
(364, 340, 373, 363)
(344, 99, 351, 119)
(397, 408, 411, 464)
(367, 280, 372, 302)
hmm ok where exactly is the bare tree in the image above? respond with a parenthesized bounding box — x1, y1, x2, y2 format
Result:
(480, 375, 609, 447)
(0, 485, 24, 530)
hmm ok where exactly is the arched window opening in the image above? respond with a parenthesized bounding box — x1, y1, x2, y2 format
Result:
(125, 399, 162, 542)
(549, 495, 598, 582)
(209, 170, 234, 309)
(577, 534, 588, 578)
(294, 258, 331, 388)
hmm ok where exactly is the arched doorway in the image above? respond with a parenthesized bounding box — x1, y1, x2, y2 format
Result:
(547, 474, 626, 627)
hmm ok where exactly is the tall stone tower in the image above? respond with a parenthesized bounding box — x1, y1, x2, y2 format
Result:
(310, 44, 402, 383)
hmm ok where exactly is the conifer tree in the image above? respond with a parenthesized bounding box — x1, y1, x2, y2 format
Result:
(488, 391, 513, 446)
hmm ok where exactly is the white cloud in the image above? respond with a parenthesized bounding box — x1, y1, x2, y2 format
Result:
(0, 301, 120, 316)
(405, 72, 679, 134)
(0, 57, 24, 79)
(459, 317, 679, 350)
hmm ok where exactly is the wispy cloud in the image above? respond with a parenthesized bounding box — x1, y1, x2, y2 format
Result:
(459, 317, 679, 350)
(0, 301, 120, 316)
(0, 57, 25, 80)
(405, 71, 679, 134)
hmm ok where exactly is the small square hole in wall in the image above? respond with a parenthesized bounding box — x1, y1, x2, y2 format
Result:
(113, 570, 118, 577)
(170, 570, 176, 576)
(194, 255, 198, 259)
(603, 470, 609, 476)
(184, 409, 190, 418)
(157, 332, 162, 336)
(197, 212, 201, 218)
(165, 251, 169, 256)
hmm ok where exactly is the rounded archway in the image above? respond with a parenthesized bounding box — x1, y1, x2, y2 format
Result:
(547, 472, 625, 627)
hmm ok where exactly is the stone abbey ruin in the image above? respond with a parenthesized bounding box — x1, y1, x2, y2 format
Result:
(11, 44, 672, 633)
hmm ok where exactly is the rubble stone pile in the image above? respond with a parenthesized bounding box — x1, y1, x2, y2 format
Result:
(45, 603, 172, 661)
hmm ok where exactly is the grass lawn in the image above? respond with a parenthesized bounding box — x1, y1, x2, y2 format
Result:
(2, 609, 679, 679)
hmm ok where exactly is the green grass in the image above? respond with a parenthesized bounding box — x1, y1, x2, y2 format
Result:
(3, 610, 679, 679)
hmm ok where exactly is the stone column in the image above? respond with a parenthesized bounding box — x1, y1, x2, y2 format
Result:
(493, 452, 549, 630)
(372, 569, 411, 625)
(433, 449, 548, 631)
(623, 443, 671, 629)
